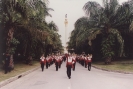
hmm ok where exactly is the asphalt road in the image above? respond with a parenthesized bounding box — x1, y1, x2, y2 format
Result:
(1, 61, 133, 89)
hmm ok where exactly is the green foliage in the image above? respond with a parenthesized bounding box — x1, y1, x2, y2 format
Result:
(68, 0, 133, 62)
(101, 34, 115, 58)
(0, 0, 63, 60)
(10, 38, 20, 46)
(10, 38, 20, 54)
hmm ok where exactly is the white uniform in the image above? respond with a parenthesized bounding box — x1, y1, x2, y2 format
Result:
(40, 57, 45, 61)
(68, 57, 72, 62)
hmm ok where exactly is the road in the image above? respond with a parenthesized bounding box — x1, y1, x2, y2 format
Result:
(1, 61, 133, 89)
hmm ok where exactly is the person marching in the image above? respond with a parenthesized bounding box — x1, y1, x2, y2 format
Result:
(65, 53, 68, 61)
(40, 54, 46, 72)
(84, 55, 87, 68)
(48, 56, 51, 67)
(66, 55, 73, 79)
(87, 54, 92, 71)
(55, 56, 59, 71)
(81, 55, 85, 66)
(63, 54, 66, 62)
(58, 56, 62, 68)
(72, 55, 76, 71)
(46, 56, 49, 69)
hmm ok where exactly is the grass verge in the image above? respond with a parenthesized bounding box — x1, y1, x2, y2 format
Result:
(0, 61, 39, 82)
(92, 60, 133, 73)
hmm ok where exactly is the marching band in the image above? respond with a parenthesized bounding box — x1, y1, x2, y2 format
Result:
(40, 53, 92, 79)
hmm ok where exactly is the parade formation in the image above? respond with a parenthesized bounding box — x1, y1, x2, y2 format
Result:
(40, 53, 92, 79)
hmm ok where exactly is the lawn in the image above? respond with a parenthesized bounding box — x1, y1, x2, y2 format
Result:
(0, 61, 40, 82)
(92, 60, 133, 73)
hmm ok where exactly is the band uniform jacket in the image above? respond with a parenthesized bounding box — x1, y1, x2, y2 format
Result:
(40, 57, 46, 64)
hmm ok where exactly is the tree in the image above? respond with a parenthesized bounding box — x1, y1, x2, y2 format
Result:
(0, 0, 28, 69)
(68, 0, 133, 64)
(0, 0, 63, 67)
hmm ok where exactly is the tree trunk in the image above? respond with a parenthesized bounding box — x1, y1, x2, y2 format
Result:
(0, 24, 2, 64)
(6, 27, 14, 69)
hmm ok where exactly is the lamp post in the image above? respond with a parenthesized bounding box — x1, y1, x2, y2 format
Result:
(64, 14, 68, 53)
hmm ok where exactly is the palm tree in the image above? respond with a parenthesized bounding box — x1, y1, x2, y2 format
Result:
(0, 0, 59, 66)
(44, 21, 63, 56)
(68, 0, 133, 64)
(0, 0, 28, 69)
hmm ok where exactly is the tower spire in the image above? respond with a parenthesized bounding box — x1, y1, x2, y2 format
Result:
(64, 14, 68, 53)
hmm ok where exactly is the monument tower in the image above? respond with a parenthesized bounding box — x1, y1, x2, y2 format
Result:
(64, 14, 68, 53)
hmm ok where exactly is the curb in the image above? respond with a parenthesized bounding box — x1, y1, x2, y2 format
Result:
(0, 66, 40, 88)
(92, 65, 133, 74)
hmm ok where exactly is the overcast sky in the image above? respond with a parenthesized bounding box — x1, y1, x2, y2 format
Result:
(45, 0, 128, 47)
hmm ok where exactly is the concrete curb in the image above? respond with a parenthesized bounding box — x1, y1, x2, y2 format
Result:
(0, 66, 40, 88)
(92, 65, 133, 74)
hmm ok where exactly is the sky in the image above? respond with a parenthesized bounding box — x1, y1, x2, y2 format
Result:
(45, 0, 128, 47)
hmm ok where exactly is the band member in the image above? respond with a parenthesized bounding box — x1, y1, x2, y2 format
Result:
(63, 55, 66, 62)
(55, 56, 59, 71)
(48, 56, 51, 67)
(58, 56, 61, 68)
(65, 53, 68, 61)
(79, 55, 83, 64)
(76, 55, 79, 62)
(66, 55, 73, 79)
(50, 56, 54, 65)
(46, 56, 49, 69)
(84, 55, 87, 68)
(72, 55, 76, 71)
(40, 54, 45, 71)
(87, 54, 92, 71)
(81, 55, 85, 66)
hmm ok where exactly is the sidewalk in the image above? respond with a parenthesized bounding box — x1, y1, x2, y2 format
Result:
(0, 66, 40, 88)
(92, 65, 133, 74)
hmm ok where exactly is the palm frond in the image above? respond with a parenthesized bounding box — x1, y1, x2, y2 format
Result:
(83, 1, 102, 17)
(109, 28, 124, 57)
(88, 28, 102, 46)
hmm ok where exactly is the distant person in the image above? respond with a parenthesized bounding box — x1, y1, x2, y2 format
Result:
(66, 56, 73, 79)
(55, 56, 59, 71)
(84, 55, 87, 68)
(58, 56, 62, 68)
(87, 54, 92, 71)
(65, 53, 68, 61)
(72, 55, 76, 71)
(46, 56, 49, 69)
(63, 55, 66, 62)
(40, 54, 46, 71)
